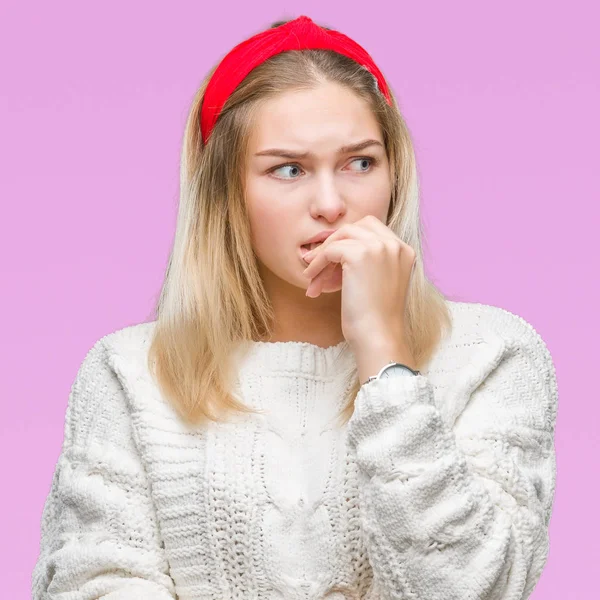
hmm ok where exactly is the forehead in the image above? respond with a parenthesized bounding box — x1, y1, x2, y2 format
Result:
(248, 84, 381, 149)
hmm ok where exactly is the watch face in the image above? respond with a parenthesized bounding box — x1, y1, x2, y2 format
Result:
(381, 364, 414, 377)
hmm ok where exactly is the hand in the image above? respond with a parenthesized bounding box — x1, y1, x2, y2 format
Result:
(302, 215, 417, 349)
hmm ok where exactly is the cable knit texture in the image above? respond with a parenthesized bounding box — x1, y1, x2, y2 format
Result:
(32, 300, 558, 600)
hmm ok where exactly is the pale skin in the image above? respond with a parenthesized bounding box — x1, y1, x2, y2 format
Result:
(244, 82, 417, 380)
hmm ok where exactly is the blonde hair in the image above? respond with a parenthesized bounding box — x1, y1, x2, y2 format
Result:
(146, 17, 454, 427)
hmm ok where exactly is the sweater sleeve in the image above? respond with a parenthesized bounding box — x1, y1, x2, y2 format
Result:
(346, 317, 558, 600)
(32, 339, 178, 600)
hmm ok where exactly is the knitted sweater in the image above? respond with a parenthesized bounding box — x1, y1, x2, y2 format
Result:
(32, 300, 558, 600)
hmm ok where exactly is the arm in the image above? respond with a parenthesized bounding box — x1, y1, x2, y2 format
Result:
(346, 315, 557, 600)
(32, 339, 177, 600)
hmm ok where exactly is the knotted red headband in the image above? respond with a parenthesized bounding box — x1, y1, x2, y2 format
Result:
(200, 15, 392, 145)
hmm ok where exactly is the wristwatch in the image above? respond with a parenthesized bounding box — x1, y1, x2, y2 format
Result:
(363, 361, 420, 386)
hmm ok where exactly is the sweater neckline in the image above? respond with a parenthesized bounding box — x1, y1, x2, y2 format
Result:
(250, 338, 348, 351)
(234, 338, 355, 380)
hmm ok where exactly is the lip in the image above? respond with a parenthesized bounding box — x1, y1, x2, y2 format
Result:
(300, 229, 337, 246)
(299, 229, 337, 264)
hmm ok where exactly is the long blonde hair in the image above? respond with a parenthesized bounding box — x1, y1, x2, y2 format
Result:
(146, 17, 454, 427)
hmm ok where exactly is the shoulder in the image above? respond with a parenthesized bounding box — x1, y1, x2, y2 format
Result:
(446, 299, 554, 362)
(71, 320, 157, 400)
(75, 320, 156, 370)
(449, 299, 556, 368)
(78, 320, 157, 387)
(100, 320, 157, 356)
(442, 300, 558, 431)
(65, 321, 159, 440)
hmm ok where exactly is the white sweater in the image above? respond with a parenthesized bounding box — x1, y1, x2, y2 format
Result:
(32, 300, 558, 600)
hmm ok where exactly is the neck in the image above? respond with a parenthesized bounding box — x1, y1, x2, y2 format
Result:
(260, 276, 344, 348)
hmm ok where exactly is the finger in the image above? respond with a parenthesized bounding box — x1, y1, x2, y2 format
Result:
(305, 239, 362, 282)
(317, 262, 344, 296)
(320, 222, 377, 253)
(303, 240, 343, 281)
(359, 215, 416, 271)
(303, 225, 375, 279)
(306, 262, 337, 297)
(357, 214, 401, 242)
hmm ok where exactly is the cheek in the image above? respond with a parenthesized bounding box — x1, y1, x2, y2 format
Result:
(249, 204, 296, 257)
(251, 204, 281, 236)
(352, 196, 391, 224)
(362, 178, 392, 220)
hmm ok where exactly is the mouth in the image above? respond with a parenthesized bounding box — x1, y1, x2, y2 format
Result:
(299, 241, 324, 261)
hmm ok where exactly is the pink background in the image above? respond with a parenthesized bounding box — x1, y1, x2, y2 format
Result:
(1, 1, 597, 597)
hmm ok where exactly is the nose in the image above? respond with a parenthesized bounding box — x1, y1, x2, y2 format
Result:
(310, 177, 347, 221)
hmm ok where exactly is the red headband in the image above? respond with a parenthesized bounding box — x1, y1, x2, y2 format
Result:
(200, 15, 392, 145)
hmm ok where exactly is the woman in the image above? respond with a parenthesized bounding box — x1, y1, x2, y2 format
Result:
(32, 15, 558, 600)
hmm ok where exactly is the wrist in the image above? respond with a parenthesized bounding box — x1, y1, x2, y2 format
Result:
(353, 338, 416, 384)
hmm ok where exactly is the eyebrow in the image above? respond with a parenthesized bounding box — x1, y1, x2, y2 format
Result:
(254, 139, 384, 159)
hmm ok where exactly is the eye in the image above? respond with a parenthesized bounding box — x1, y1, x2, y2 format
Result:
(267, 156, 379, 181)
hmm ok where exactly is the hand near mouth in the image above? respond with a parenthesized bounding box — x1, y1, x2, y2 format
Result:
(301, 215, 417, 349)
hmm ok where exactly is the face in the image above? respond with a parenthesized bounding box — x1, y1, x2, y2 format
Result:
(244, 82, 392, 302)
